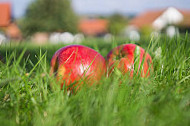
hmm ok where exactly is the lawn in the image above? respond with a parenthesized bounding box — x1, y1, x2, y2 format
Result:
(0, 35, 190, 126)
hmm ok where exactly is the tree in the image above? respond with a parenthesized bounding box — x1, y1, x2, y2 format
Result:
(108, 14, 128, 36)
(20, 0, 78, 36)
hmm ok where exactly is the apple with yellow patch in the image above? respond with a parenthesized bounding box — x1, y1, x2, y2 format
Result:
(50, 45, 107, 90)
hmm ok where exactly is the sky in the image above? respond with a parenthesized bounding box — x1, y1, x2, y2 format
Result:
(1, 0, 190, 18)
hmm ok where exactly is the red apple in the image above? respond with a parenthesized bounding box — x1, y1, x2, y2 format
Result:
(50, 45, 106, 90)
(106, 44, 153, 77)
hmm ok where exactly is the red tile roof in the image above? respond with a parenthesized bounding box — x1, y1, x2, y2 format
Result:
(0, 2, 11, 27)
(0, 3, 22, 40)
(6, 23, 21, 39)
(178, 10, 190, 27)
(79, 19, 108, 36)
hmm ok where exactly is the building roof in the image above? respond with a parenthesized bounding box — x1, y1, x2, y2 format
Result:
(0, 2, 11, 27)
(5, 23, 21, 39)
(129, 8, 190, 29)
(0, 2, 21, 39)
(178, 10, 190, 27)
(129, 9, 165, 29)
(79, 19, 108, 36)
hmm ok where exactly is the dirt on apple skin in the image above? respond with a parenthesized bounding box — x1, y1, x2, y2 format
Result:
(107, 44, 153, 77)
(50, 45, 107, 90)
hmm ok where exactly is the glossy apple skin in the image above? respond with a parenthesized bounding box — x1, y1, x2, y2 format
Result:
(50, 45, 107, 89)
(107, 44, 153, 77)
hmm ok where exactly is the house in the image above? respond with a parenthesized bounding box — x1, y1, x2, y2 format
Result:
(126, 7, 190, 39)
(79, 19, 108, 36)
(0, 2, 21, 41)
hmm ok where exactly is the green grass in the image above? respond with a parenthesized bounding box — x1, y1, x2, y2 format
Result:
(0, 35, 190, 126)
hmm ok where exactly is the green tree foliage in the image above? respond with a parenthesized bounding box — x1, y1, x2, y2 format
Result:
(21, 0, 78, 36)
(108, 14, 128, 36)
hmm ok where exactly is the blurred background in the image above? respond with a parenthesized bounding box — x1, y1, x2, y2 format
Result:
(0, 0, 190, 45)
